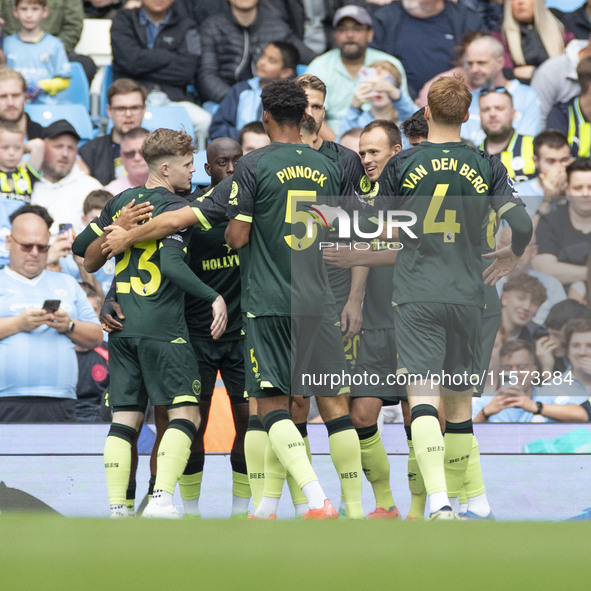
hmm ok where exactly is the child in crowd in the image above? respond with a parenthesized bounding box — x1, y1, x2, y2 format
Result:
(208, 41, 299, 141)
(0, 121, 44, 264)
(50, 189, 115, 297)
(4, 0, 71, 104)
(339, 61, 417, 139)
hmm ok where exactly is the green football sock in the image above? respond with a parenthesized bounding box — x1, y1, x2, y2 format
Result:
(263, 411, 318, 490)
(358, 425, 395, 510)
(327, 416, 363, 519)
(407, 439, 426, 519)
(104, 423, 136, 506)
(244, 416, 268, 509)
(444, 421, 473, 498)
(411, 408, 446, 496)
(287, 426, 311, 509)
(154, 419, 196, 495)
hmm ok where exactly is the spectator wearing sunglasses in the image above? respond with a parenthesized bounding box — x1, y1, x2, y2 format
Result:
(461, 35, 541, 147)
(0, 204, 102, 423)
(104, 127, 149, 195)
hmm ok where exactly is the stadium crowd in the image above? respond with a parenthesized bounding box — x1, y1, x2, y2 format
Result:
(1, 0, 591, 520)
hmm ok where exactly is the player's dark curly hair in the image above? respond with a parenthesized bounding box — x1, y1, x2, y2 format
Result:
(261, 80, 307, 126)
(401, 107, 428, 143)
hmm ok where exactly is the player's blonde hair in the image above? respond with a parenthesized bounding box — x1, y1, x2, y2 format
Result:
(141, 128, 194, 166)
(427, 75, 472, 127)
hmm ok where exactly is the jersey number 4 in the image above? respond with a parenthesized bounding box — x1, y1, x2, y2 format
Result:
(423, 184, 461, 243)
(115, 241, 162, 296)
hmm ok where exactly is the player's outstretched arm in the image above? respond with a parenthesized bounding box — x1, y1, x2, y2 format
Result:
(160, 246, 227, 339)
(102, 206, 198, 258)
(323, 245, 398, 268)
(483, 205, 532, 285)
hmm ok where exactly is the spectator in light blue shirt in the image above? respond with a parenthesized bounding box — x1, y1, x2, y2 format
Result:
(473, 339, 590, 423)
(4, 0, 71, 104)
(0, 204, 103, 422)
(306, 5, 409, 139)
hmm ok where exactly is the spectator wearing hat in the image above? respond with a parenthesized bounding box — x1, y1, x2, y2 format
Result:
(306, 4, 410, 139)
(31, 120, 102, 236)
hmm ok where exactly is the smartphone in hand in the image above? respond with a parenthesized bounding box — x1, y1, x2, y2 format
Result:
(42, 299, 60, 313)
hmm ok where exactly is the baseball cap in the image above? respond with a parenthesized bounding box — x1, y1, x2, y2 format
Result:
(44, 119, 81, 141)
(333, 5, 373, 28)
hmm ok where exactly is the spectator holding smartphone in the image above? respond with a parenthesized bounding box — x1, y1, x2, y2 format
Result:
(0, 204, 102, 422)
(338, 60, 417, 138)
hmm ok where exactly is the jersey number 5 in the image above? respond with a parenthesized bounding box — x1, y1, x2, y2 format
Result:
(423, 183, 461, 243)
(284, 190, 317, 251)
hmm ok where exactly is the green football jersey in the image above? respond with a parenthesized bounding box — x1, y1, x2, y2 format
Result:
(361, 240, 396, 331)
(377, 141, 524, 307)
(226, 142, 341, 317)
(319, 140, 371, 310)
(185, 182, 242, 341)
(74, 186, 193, 341)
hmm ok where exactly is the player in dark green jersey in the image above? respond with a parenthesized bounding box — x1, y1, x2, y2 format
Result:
(179, 138, 251, 517)
(98, 86, 366, 519)
(375, 76, 532, 520)
(224, 79, 363, 520)
(290, 75, 369, 516)
(73, 129, 228, 519)
(325, 115, 499, 521)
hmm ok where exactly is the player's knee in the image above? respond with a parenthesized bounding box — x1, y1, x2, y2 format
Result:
(317, 396, 350, 422)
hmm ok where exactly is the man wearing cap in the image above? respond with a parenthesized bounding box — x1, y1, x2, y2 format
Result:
(306, 5, 410, 139)
(32, 120, 102, 236)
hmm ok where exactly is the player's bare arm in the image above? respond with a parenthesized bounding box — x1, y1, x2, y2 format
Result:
(340, 265, 368, 339)
(225, 219, 251, 249)
(483, 205, 532, 285)
(82, 199, 154, 272)
(102, 205, 198, 258)
(323, 246, 398, 268)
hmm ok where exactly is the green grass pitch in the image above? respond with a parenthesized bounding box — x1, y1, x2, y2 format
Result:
(1, 515, 588, 590)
